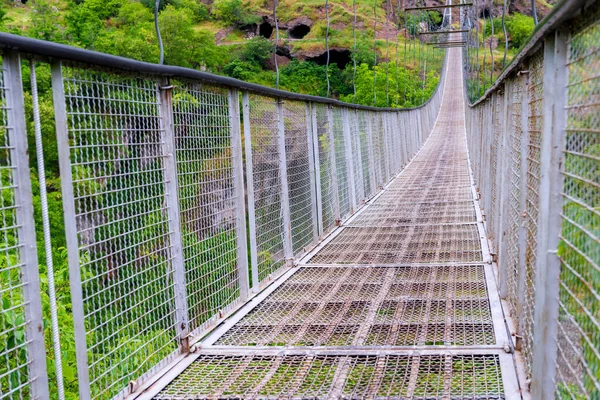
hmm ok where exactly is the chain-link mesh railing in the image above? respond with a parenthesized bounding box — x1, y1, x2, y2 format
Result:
(555, 10, 600, 398)
(464, 1, 600, 398)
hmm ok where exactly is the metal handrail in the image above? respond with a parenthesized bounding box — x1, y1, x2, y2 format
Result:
(0, 32, 446, 112)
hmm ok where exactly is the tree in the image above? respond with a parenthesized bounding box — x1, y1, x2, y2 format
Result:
(29, 0, 64, 42)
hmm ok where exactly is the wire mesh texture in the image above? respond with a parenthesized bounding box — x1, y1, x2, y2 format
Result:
(283, 101, 316, 256)
(554, 11, 600, 399)
(59, 65, 181, 399)
(314, 104, 337, 234)
(246, 95, 286, 283)
(155, 354, 504, 399)
(463, 2, 600, 397)
(172, 81, 241, 335)
(216, 266, 495, 347)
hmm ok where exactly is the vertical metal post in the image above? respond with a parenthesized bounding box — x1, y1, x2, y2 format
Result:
(353, 110, 365, 204)
(497, 82, 512, 299)
(342, 108, 357, 212)
(5, 51, 50, 400)
(306, 103, 319, 241)
(159, 78, 190, 350)
(530, 29, 568, 400)
(516, 70, 530, 342)
(310, 104, 323, 237)
(380, 113, 390, 183)
(327, 106, 341, 222)
(52, 60, 92, 400)
(229, 89, 250, 299)
(277, 100, 294, 263)
(366, 111, 377, 195)
(242, 92, 259, 290)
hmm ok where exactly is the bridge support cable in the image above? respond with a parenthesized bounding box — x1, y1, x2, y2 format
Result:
(326, 0, 331, 97)
(274, 0, 280, 89)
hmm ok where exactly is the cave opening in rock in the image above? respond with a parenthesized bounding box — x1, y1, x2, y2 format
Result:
(259, 22, 273, 38)
(307, 49, 352, 69)
(288, 23, 311, 39)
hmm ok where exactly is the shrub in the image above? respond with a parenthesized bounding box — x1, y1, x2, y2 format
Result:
(506, 13, 534, 49)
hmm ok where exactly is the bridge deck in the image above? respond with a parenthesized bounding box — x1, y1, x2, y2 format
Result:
(150, 49, 522, 399)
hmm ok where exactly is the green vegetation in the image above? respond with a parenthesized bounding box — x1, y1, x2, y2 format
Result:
(466, 12, 535, 101)
(0, 0, 445, 107)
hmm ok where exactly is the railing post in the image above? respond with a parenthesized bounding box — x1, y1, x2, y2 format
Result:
(530, 29, 568, 400)
(4, 50, 50, 399)
(277, 100, 294, 263)
(366, 111, 377, 195)
(497, 82, 512, 299)
(158, 79, 191, 351)
(242, 92, 259, 290)
(327, 106, 341, 223)
(352, 110, 365, 204)
(310, 104, 323, 237)
(306, 103, 319, 241)
(516, 69, 530, 350)
(51, 60, 92, 400)
(229, 89, 250, 299)
(342, 107, 357, 212)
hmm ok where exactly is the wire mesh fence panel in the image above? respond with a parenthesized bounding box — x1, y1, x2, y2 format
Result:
(349, 110, 365, 206)
(376, 113, 387, 187)
(283, 101, 314, 256)
(246, 95, 286, 284)
(332, 108, 350, 220)
(358, 111, 373, 199)
(171, 82, 240, 335)
(555, 13, 600, 399)
(58, 66, 180, 399)
(314, 104, 337, 233)
(505, 76, 523, 326)
(0, 55, 48, 400)
(490, 92, 503, 252)
(522, 48, 544, 378)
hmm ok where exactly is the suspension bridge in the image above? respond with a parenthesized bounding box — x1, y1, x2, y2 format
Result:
(0, 0, 598, 399)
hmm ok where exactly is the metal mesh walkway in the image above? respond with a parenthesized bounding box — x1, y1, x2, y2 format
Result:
(152, 48, 521, 399)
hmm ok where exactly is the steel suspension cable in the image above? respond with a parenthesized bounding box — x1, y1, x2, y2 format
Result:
(352, 0, 357, 102)
(326, 0, 331, 97)
(395, 0, 402, 106)
(274, 0, 280, 89)
(385, 0, 391, 107)
(30, 60, 65, 400)
(531, 0, 538, 25)
(403, 0, 408, 104)
(488, 0, 494, 86)
(502, 0, 508, 68)
(154, 0, 164, 64)
(373, 0, 378, 106)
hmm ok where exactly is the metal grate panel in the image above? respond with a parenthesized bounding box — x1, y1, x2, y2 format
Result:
(309, 226, 483, 264)
(154, 354, 504, 399)
(349, 201, 477, 226)
(215, 266, 494, 347)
